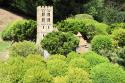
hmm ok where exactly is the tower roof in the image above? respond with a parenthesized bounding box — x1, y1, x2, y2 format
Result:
(76, 32, 82, 37)
(79, 37, 87, 46)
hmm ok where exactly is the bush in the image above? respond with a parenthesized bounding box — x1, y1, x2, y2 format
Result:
(56, 19, 85, 34)
(48, 54, 66, 61)
(56, 18, 97, 41)
(117, 47, 125, 66)
(53, 76, 67, 83)
(66, 51, 80, 62)
(9, 41, 38, 57)
(65, 68, 91, 83)
(2, 20, 36, 42)
(7, 56, 24, 65)
(41, 31, 79, 55)
(24, 54, 46, 69)
(56, 18, 108, 42)
(94, 23, 109, 35)
(83, 51, 109, 67)
(74, 14, 94, 19)
(112, 28, 125, 47)
(47, 59, 68, 77)
(68, 58, 90, 71)
(0, 57, 24, 83)
(111, 23, 125, 30)
(90, 63, 125, 83)
(23, 66, 52, 83)
(91, 35, 112, 54)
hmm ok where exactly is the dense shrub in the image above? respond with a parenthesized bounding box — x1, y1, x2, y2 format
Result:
(48, 54, 66, 61)
(23, 66, 52, 83)
(0, 57, 24, 83)
(111, 23, 125, 29)
(41, 31, 79, 55)
(24, 54, 46, 69)
(56, 19, 85, 34)
(9, 41, 38, 57)
(83, 51, 109, 67)
(91, 35, 112, 54)
(68, 58, 90, 71)
(7, 56, 24, 65)
(2, 20, 36, 42)
(65, 68, 91, 83)
(47, 59, 68, 77)
(74, 14, 94, 19)
(112, 28, 125, 47)
(66, 51, 80, 62)
(117, 47, 125, 66)
(94, 23, 109, 35)
(91, 63, 125, 83)
(53, 76, 67, 83)
(56, 18, 108, 42)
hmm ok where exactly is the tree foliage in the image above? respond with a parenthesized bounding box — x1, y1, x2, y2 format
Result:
(41, 31, 79, 55)
(2, 20, 36, 42)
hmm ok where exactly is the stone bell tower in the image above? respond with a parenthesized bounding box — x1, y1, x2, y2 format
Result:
(37, 6, 53, 44)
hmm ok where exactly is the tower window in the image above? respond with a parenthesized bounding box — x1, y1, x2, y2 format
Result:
(48, 26, 49, 29)
(42, 18, 45, 22)
(47, 18, 50, 22)
(42, 13, 45, 16)
(43, 26, 44, 29)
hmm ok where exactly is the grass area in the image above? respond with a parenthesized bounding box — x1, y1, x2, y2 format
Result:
(0, 41, 11, 52)
(0, 32, 11, 52)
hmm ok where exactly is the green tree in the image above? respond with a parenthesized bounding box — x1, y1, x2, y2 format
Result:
(41, 31, 79, 55)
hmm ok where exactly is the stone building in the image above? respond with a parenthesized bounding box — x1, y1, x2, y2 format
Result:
(76, 32, 89, 53)
(37, 6, 53, 45)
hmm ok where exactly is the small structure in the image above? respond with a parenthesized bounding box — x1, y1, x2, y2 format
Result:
(37, 6, 53, 44)
(76, 32, 89, 53)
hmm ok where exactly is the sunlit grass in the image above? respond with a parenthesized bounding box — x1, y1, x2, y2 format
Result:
(0, 32, 11, 52)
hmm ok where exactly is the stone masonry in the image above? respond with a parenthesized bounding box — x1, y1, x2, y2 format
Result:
(37, 6, 53, 45)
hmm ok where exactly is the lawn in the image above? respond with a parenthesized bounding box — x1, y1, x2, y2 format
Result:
(0, 32, 11, 52)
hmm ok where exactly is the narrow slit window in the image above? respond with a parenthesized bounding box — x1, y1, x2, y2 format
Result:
(42, 18, 45, 22)
(42, 13, 45, 16)
(47, 13, 50, 16)
(47, 18, 50, 22)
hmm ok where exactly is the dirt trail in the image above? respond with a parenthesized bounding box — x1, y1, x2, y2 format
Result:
(0, 8, 24, 31)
